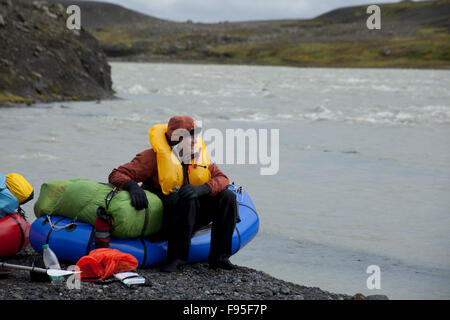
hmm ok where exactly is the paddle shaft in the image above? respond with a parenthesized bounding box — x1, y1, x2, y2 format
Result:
(0, 262, 81, 277)
(0, 262, 48, 274)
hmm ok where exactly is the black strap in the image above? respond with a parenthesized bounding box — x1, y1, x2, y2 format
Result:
(234, 195, 241, 223)
(45, 216, 66, 245)
(96, 206, 113, 227)
(98, 182, 118, 189)
(140, 207, 149, 238)
(138, 207, 149, 268)
(238, 203, 259, 219)
(105, 187, 119, 211)
(9, 214, 25, 254)
(184, 163, 190, 185)
(139, 238, 147, 268)
(17, 207, 28, 220)
(85, 225, 96, 256)
(235, 226, 241, 252)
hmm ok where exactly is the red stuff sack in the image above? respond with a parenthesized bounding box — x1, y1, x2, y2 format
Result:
(76, 248, 138, 281)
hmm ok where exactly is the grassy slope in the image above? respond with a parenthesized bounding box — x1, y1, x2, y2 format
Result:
(218, 0, 450, 68)
(41, 0, 450, 68)
(205, 34, 450, 68)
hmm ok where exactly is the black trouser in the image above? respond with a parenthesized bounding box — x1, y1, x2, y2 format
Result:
(157, 188, 237, 262)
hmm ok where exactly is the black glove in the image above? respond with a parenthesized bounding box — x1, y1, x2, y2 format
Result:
(178, 184, 210, 200)
(123, 180, 148, 210)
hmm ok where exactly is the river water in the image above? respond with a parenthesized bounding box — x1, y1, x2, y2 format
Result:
(1, 62, 449, 299)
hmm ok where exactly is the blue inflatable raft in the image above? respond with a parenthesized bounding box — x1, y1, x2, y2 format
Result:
(30, 184, 259, 268)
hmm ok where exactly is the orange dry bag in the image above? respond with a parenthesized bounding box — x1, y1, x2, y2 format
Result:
(76, 248, 138, 281)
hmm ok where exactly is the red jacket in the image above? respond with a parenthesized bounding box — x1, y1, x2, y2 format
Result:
(108, 148, 229, 196)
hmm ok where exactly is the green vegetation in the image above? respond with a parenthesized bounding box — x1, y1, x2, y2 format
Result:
(0, 91, 35, 104)
(204, 35, 450, 68)
(73, 0, 450, 68)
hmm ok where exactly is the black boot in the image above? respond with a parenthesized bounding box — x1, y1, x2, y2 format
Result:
(160, 258, 186, 273)
(209, 255, 237, 270)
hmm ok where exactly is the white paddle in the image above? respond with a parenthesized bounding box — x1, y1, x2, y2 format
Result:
(0, 262, 81, 277)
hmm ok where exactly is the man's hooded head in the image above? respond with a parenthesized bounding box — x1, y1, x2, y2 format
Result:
(166, 116, 201, 146)
(166, 116, 202, 162)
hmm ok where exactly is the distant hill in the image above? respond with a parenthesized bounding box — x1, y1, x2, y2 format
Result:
(46, 0, 450, 68)
(46, 0, 165, 29)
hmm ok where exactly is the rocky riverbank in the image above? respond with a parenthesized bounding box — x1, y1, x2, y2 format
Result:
(0, 0, 114, 105)
(0, 246, 388, 300)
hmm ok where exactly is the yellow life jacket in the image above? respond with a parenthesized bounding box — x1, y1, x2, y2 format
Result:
(148, 124, 211, 195)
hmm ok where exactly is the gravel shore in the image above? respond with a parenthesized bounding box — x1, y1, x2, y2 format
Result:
(0, 246, 364, 300)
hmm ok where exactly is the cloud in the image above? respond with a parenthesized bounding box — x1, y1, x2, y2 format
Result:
(89, 0, 404, 22)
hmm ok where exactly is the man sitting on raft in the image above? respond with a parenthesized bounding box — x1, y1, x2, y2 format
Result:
(109, 116, 238, 272)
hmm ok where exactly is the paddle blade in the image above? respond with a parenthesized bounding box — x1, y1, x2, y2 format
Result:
(47, 269, 82, 277)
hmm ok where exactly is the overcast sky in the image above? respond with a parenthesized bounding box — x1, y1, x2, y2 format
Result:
(88, 0, 410, 23)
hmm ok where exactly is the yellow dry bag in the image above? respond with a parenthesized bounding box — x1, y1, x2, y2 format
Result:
(5, 173, 34, 205)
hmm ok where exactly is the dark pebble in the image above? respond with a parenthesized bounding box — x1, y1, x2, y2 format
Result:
(0, 246, 359, 300)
